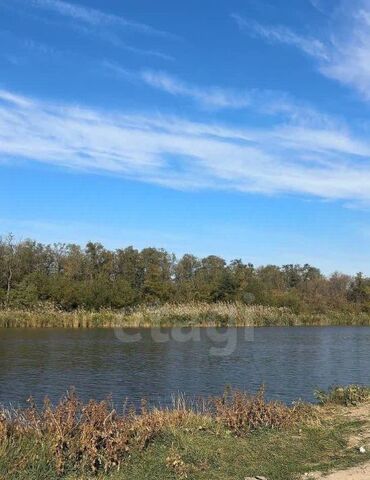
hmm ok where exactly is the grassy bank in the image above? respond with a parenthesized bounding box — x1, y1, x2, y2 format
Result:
(1, 302, 370, 328)
(1, 386, 370, 480)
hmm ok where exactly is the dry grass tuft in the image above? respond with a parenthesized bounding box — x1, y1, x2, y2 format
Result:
(166, 450, 190, 479)
(213, 386, 302, 436)
(2, 302, 370, 328)
(0, 302, 297, 328)
(0, 391, 168, 474)
(0, 388, 309, 475)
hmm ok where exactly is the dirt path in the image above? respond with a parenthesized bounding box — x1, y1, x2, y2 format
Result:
(309, 462, 370, 479)
(306, 403, 370, 480)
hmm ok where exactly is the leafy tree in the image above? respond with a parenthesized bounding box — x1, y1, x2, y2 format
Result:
(348, 273, 370, 306)
(0, 233, 369, 314)
(0, 234, 16, 306)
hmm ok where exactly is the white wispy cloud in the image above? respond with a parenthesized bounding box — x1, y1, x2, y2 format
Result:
(30, 0, 173, 38)
(1, 0, 175, 61)
(232, 2, 370, 101)
(103, 37, 174, 61)
(141, 70, 255, 109)
(105, 64, 252, 109)
(308, 0, 327, 14)
(0, 90, 34, 107)
(231, 14, 329, 60)
(1, 89, 370, 201)
(104, 62, 337, 119)
(319, 4, 370, 100)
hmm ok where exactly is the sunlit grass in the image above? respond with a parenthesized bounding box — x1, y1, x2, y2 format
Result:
(1, 387, 370, 480)
(1, 302, 370, 328)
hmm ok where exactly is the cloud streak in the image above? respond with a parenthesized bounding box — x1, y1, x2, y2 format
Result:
(31, 0, 173, 38)
(308, 0, 327, 14)
(141, 70, 254, 109)
(320, 4, 370, 100)
(3, 0, 175, 61)
(232, 2, 370, 101)
(1, 89, 370, 202)
(232, 14, 329, 60)
(104, 62, 338, 121)
(105, 64, 252, 109)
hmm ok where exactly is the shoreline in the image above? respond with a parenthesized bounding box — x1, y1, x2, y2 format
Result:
(1, 302, 370, 328)
(1, 386, 370, 480)
(2, 324, 370, 329)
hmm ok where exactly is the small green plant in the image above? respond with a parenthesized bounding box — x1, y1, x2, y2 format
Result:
(315, 385, 370, 406)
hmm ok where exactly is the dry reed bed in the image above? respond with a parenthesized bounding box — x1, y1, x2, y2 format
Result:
(1, 302, 369, 328)
(0, 388, 307, 476)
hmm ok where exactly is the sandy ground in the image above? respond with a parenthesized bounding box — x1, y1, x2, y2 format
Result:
(308, 462, 370, 479)
(306, 403, 370, 480)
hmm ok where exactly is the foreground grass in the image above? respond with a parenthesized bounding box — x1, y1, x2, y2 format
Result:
(1, 387, 370, 480)
(1, 302, 370, 327)
(113, 422, 367, 480)
(0, 420, 365, 480)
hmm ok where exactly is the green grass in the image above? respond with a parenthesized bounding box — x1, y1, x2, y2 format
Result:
(117, 425, 347, 480)
(2, 387, 370, 480)
(1, 407, 369, 480)
(315, 385, 370, 406)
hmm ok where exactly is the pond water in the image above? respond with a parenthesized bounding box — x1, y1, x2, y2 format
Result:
(1, 326, 370, 406)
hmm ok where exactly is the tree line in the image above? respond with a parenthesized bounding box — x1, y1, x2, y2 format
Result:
(0, 234, 369, 312)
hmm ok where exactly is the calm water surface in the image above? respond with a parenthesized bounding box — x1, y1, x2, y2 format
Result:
(1, 327, 370, 406)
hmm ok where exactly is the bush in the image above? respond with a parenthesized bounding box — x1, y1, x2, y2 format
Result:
(315, 385, 370, 406)
(213, 387, 300, 436)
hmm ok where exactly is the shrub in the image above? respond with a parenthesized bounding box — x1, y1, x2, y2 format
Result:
(213, 387, 299, 436)
(315, 385, 370, 406)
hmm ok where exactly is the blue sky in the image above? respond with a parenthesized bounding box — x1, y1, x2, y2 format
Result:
(1, 0, 370, 274)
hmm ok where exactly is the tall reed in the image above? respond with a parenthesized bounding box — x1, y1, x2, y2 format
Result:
(0, 302, 369, 328)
